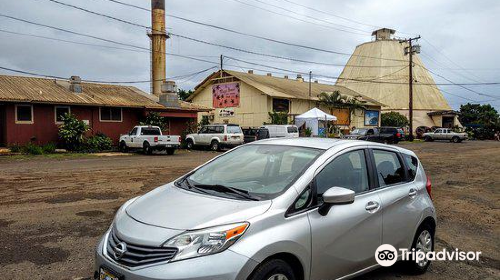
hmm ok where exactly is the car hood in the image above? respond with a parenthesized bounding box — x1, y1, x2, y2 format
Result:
(126, 183, 272, 230)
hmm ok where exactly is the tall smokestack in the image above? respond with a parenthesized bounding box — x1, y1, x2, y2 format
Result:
(150, 0, 168, 96)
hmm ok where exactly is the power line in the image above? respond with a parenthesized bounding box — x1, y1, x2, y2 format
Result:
(246, 0, 371, 34)
(93, 0, 410, 65)
(0, 65, 218, 84)
(275, 0, 380, 29)
(222, 0, 367, 36)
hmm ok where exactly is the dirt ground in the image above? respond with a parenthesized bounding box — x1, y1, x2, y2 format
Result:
(0, 142, 498, 280)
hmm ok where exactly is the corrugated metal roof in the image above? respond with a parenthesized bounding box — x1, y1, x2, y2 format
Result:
(190, 70, 384, 106)
(336, 40, 451, 111)
(0, 75, 210, 111)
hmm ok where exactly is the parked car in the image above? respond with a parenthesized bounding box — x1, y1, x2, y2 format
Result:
(119, 125, 180, 155)
(242, 127, 271, 143)
(423, 128, 468, 143)
(185, 124, 244, 151)
(260, 125, 299, 138)
(397, 128, 406, 141)
(96, 138, 436, 280)
(350, 127, 401, 144)
(416, 126, 432, 139)
(343, 128, 376, 140)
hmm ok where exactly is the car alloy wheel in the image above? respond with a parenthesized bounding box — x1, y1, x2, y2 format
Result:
(415, 230, 433, 267)
(267, 274, 289, 280)
(210, 141, 219, 151)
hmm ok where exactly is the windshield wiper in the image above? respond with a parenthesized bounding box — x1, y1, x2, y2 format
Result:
(192, 183, 260, 201)
(178, 177, 212, 195)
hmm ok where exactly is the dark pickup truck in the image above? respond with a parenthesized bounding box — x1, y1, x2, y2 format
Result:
(344, 127, 402, 144)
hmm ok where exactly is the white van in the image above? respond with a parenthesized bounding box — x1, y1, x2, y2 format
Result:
(260, 125, 299, 138)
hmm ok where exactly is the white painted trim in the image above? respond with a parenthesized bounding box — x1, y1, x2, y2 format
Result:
(54, 105, 71, 124)
(15, 104, 34, 124)
(99, 107, 123, 123)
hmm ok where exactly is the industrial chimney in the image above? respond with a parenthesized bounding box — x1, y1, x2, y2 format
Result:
(149, 0, 168, 97)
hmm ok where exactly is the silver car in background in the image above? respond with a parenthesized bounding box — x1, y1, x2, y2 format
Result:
(95, 138, 436, 280)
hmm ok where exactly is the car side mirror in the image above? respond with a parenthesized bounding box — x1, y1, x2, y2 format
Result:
(319, 187, 355, 216)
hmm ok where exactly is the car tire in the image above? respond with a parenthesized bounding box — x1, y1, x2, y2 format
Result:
(210, 140, 220, 151)
(424, 136, 433, 142)
(452, 136, 460, 143)
(248, 259, 296, 280)
(186, 139, 194, 150)
(406, 224, 434, 275)
(143, 142, 153, 155)
(166, 148, 175, 155)
(119, 141, 128, 153)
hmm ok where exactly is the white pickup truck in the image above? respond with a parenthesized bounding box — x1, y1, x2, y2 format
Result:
(119, 126, 180, 155)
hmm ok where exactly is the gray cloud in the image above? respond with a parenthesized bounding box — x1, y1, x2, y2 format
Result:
(0, 0, 499, 109)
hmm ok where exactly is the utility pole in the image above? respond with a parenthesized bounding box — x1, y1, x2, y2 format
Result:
(309, 71, 312, 97)
(220, 55, 223, 78)
(400, 36, 421, 141)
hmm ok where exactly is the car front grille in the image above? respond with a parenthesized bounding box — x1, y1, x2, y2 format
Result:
(107, 229, 178, 267)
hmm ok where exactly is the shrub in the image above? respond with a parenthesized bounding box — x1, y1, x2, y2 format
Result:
(9, 144, 22, 153)
(268, 111, 289, 125)
(23, 143, 43, 155)
(381, 111, 409, 127)
(58, 113, 88, 151)
(42, 143, 57, 154)
(305, 127, 313, 137)
(84, 133, 113, 152)
(140, 112, 167, 131)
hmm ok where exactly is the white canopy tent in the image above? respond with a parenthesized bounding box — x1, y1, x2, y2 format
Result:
(295, 108, 337, 136)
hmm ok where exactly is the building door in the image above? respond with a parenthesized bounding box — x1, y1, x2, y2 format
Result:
(0, 105, 5, 146)
(442, 116, 454, 128)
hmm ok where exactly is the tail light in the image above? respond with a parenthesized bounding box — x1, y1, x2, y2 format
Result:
(154, 136, 158, 143)
(224, 135, 228, 141)
(178, 137, 181, 143)
(396, 132, 401, 138)
(425, 175, 432, 200)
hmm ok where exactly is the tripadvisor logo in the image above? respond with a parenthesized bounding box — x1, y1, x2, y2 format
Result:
(375, 244, 482, 267)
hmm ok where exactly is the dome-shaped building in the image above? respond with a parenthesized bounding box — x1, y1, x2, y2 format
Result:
(336, 28, 460, 130)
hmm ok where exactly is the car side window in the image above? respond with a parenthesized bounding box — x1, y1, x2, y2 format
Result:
(215, 126, 224, 133)
(372, 150, 405, 186)
(130, 127, 138, 136)
(294, 188, 312, 211)
(315, 150, 369, 197)
(199, 127, 208, 134)
(403, 154, 418, 181)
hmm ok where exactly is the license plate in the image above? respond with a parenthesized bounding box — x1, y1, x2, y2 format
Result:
(100, 267, 121, 280)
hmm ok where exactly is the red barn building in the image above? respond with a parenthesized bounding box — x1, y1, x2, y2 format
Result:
(0, 75, 209, 146)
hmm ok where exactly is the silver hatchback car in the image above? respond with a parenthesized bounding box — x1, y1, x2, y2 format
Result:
(95, 138, 436, 280)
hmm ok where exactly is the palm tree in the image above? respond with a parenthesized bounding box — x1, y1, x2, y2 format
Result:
(319, 91, 366, 127)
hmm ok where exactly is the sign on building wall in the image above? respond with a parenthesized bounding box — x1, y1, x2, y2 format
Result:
(365, 110, 380, 126)
(219, 108, 235, 117)
(213, 83, 240, 108)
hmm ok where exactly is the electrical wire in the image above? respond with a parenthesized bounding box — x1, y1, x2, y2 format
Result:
(0, 65, 218, 84)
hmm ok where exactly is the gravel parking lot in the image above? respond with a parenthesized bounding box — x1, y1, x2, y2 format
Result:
(0, 142, 498, 280)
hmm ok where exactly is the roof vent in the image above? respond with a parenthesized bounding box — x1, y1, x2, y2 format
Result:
(248, 70, 254, 74)
(266, 73, 272, 77)
(371, 28, 396, 40)
(160, 80, 180, 108)
(296, 74, 304, 82)
(70, 76, 82, 93)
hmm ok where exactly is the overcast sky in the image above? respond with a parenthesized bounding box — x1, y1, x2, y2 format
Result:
(1, 0, 499, 110)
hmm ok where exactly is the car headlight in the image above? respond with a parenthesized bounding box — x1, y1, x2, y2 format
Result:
(164, 222, 249, 262)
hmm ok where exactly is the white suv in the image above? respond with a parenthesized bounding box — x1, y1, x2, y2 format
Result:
(186, 124, 244, 151)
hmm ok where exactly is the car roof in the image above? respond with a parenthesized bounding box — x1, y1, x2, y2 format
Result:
(253, 138, 418, 157)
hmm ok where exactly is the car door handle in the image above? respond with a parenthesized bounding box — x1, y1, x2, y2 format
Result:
(409, 188, 418, 198)
(365, 201, 380, 213)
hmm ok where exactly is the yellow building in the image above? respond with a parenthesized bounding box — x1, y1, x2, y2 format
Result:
(336, 28, 460, 129)
(188, 70, 383, 130)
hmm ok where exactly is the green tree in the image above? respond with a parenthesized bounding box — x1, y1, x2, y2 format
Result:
(58, 113, 88, 151)
(319, 91, 366, 125)
(268, 111, 289, 124)
(178, 89, 194, 101)
(459, 103, 500, 126)
(381, 111, 409, 127)
(140, 112, 168, 131)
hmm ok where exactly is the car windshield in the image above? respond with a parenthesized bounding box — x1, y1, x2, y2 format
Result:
(227, 126, 242, 134)
(351, 129, 368, 135)
(182, 145, 323, 200)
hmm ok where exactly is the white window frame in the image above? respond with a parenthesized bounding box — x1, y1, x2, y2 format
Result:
(99, 107, 123, 123)
(15, 104, 34, 124)
(54, 106, 71, 124)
